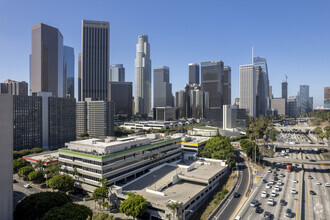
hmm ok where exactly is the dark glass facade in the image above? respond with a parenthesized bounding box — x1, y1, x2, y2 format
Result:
(108, 82, 132, 117)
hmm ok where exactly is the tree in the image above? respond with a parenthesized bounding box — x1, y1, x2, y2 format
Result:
(99, 178, 108, 187)
(119, 193, 148, 219)
(41, 202, 92, 220)
(13, 158, 28, 172)
(14, 192, 71, 220)
(166, 201, 181, 220)
(79, 132, 89, 137)
(91, 212, 115, 220)
(46, 174, 74, 192)
(28, 171, 44, 183)
(34, 160, 45, 172)
(46, 161, 62, 178)
(18, 166, 34, 179)
(93, 186, 109, 202)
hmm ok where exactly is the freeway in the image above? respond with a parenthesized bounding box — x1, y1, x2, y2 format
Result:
(212, 153, 249, 220)
(262, 157, 330, 165)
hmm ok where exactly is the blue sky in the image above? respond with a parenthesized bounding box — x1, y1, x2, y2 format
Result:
(0, 0, 329, 107)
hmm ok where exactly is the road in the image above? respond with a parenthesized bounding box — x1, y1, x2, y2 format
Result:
(13, 181, 42, 208)
(303, 149, 330, 220)
(212, 153, 249, 220)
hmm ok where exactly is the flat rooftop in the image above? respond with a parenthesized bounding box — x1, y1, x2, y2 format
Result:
(122, 159, 226, 205)
(23, 151, 59, 164)
(182, 136, 211, 145)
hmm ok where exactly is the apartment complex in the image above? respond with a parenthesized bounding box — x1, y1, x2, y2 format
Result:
(0, 79, 28, 96)
(59, 135, 182, 192)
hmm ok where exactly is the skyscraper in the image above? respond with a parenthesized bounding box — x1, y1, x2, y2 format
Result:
(154, 66, 172, 108)
(109, 64, 125, 82)
(188, 63, 199, 84)
(31, 23, 64, 97)
(64, 46, 74, 98)
(223, 66, 231, 105)
(253, 57, 270, 111)
(255, 66, 266, 117)
(282, 81, 288, 100)
(108, 82, 132, 117)
(80, 20, 109, 101)
(297, 85, 310, 115)
(240, 64, 256, 117)
(0, 79, 28, 96)
(134, 35, 151, 115)
(324, 87, 330, 108)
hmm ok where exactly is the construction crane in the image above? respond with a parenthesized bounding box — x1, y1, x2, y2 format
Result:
(285, 74, 288, 82)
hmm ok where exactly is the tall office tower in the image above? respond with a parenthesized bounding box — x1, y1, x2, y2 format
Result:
(0, 95, 13, 220)
(109, 82, 133, 117)
(269, 86, 273, 99)
(109, 64, 125, 82)
(31, 23, 64, 97)
(175, 90, 186, 118)
(78, 53, 82, 101)
(270, 98, 286, 115)
(223, 66, 231, 105)
(240, 64, 256, 117)
(282, 81, 288, 100)
(80, 20, 110, 101)
(324, 87, 330, 108)
(153, 107, 179, 121)
(253, 57, 270, 110)
(255, 66, 266, 117)
(64, 46, 74, 98)
(0, 80, 28, 96)
(154, 66, 173, 108)
(134, 35, 151, 115)
(76, 99, 114, 137)
(287, 96, 297, 117)
(188, 63, 199, 84)
(297, 85, 310, 115)
(309, 97, 313, 111)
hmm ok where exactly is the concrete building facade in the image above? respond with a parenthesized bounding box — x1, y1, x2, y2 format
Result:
(80, 20, 110, 101)
(270, 98, 286, 116)
(108, 82, 132, 117)
(240, 64, 256, 117)
(325, 87, 330, 108)
(287, 96, 297, 117)
(153, 66, 172, 108)
(109, 64, 125, 82)
(0, 94, 13, 220)
(153, 107, 179, 121)
(134, 35, 152, 115)
(188, 63, 199, 84)
(223, 66, 231, 105)
(0, 80, 28, 96)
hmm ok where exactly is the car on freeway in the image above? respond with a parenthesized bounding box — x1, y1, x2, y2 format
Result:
(261, 191, 267, 198)
(256, 206, 263, 213)
(305, 156, 309, 159)
(262, 179, 267, 183)
(308, 175, 313, 179)
(280, 199, 286, 206)
(266, 184, 271, 189)
(286, 208, 293, 218)
(271, 190, 276, 197)
(23, 184, 31, 188)
(310, 190, 316, 195)
(316, 181, 321, 185)
(264, 211, 272, 219)
(279, 173, 285, 177)
(309, 159, 316, 162)
(291, 188, 297, 194)
(293, 179, 298, 183)
(234, 216, 242, 220)
(267, 199, 275, 206)
(313, 167, 316, 171)
(325, 183, 330, 187)
(267, 169, 272, 173)
(234, 192, 240, 198)
(275, 185, 280, 191)
(277, 181, 283, 186)
(250, 200, 259, 207)
(269, 180, 274, 185)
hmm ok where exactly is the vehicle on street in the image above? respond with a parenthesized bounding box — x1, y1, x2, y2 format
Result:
(280, 199, 286, 206)
(310, 190, 316, 195)
(325, 183, 330, 187)
(316, 181, 321, 185)
(309, 159, 316, 162)
(293, 179, 298, 183)
(308, 175, 313, 179)
(267, 169, 272, 173)
(256, 206, 263, 213)
(262, 179, 267, 183)
(261, 191, 267, 198)
(234, 216, 242, 220)
(266, 184, 271, 189)
(271, 191, 276, 197)
(267, 198, 275, 206)
(23, 184, 31, 188)
(279, 173, 285, 177)
(286, 208, 293, 218)
(291, 188, 297, 194)
(250, 200, 259, 207)
(277, 181, 283, 186)
(234, 192, 240, 198)
(274, 186, 280, 191)
(264, 211, 272, 219)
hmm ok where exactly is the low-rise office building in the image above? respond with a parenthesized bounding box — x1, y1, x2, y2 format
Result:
(121, 121, 175, 130)
(59, 135, 182, 192)
(180, 135, 210, 160)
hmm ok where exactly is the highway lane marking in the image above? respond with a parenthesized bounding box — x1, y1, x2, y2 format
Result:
(306, 167, 311, 220)
(295, 171, 300, 220)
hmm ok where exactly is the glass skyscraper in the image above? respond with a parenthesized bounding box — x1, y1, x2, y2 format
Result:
(153, 66, 172, 108)
(253, 57, 270, 111)
(109, 64, 125, 82)
(64, 46, 74, 98)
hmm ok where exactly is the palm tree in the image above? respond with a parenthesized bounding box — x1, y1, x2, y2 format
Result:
(166, 202, 181, 220)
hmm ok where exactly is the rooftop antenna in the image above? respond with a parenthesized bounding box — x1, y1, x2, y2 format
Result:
(252, 46, 254, 64)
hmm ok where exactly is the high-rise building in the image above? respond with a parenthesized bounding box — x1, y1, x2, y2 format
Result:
(78, 53, 82, 101)
(188, 63, 199, 84)
(309, 97, 313, 111)
(324, 87, 330, 108)
(253, 57, 270, 111)
(0, 94, 13, 220)
(153, 107, 179, 121)
(108, 82, 132, 117)
(255, 66, 266, 117)
(269, 86, 273, 99)
(76, 99, 114, 137)
(80, 20, 109, 101)
(134, 35, 151, 115)
(64, 46, 74, 98)
(270, 98, 286, 115)
(31, 23, 64, 97)
(223, 66, 231, 105)
(297, 85, 310, 115)
(282, 81, 288, 100)
(109, 64, 125, 82)
(0, 80, 28, 96)
(223, 105, 248, 130)
(287, 96, 297, 118)
(154, 66, 172, 108)
(240, 64, 256, 117)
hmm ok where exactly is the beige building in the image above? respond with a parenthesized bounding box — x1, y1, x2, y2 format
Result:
(271, 98, 286, 115)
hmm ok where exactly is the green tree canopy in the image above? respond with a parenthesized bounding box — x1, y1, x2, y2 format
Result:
(41, 202, 92, 220)
(13, 158, 29, 172)
(13, 147, 44, 159)
(240, 139, 260, 160)
(14, 192, 71, 220)
(18, 166, 34, 179)
(79, 132, 89, 137)
(119, 193, 148, 218)
(91, 212, 115, 220)
(28, 170, 44, 183)
(93, 186, 109, 201)
(46, 174, 74, 192)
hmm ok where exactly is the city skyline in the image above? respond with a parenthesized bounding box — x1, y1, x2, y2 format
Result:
(0, 1, 329, 107)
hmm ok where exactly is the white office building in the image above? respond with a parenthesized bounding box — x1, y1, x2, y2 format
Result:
(240, 64, 256, 117)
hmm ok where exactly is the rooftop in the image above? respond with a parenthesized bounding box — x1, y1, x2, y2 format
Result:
(23, 151, 59, 164)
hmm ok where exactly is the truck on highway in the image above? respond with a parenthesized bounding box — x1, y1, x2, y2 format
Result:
(286, 163, 292, 172)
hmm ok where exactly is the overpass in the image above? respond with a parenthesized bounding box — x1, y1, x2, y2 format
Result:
(261, 157, 330, 165)
(256, 142, 330, 150)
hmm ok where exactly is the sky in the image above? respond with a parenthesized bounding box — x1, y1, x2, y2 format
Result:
(0, 0, 329, 107)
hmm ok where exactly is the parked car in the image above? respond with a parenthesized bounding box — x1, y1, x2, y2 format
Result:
(264, 211, 272, 219)
(293, 179, 298, 183)
(13, 179, 17, 183)
(274, 186, 280, 191)
(267, 169, 272, 173)
(23, 184, 31, 188)
(262, 179, 267, 184)
(271, 191, 276, 197)
(280, 173, 285, 177)
(308, 175, 313, 179)
(266, 184, 271, 189)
